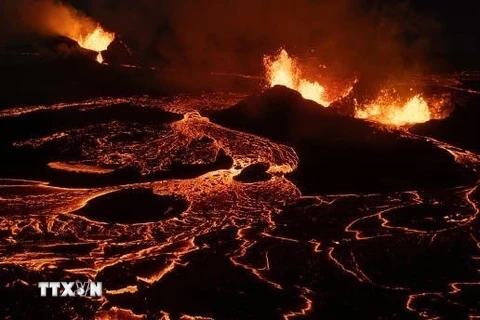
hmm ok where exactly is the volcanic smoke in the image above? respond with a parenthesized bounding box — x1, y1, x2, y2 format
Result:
(264, 49, 441, 126)
(2, 0, 114, 64)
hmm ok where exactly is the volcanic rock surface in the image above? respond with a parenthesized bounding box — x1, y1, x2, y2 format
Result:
(233, 162, 272, 183)
(411, 94, 480, 152)
(74, 188, 189, 223)
(211, 85, 474, 194)
(0, 103, 236, 187)
(0, 65, 479, 319)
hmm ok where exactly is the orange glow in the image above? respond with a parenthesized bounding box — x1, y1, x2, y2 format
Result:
(355, 91, 432, 126)
(264, 49, 330, 106)
(76, 26, 115, 63)
(263, 49, 447, 126)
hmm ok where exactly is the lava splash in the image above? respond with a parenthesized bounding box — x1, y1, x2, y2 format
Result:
(355, 92, 431, 126)
(264, 49, 446, 126)
(76, 26, 115, 64)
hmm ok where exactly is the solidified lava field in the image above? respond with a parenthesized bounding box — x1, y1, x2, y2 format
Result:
(0, 70, 479, 319)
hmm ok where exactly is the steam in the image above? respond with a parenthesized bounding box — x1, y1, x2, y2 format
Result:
(87, 0, 439, 79)
(2, 0, 441, 82)
(1, 0, 99, 42)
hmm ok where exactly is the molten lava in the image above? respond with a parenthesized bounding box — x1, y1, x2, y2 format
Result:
(262, 49, 447, 126)
(76, 26, 115, 63)
(264, 49, 330, 106)
(355, 91, 432, 126)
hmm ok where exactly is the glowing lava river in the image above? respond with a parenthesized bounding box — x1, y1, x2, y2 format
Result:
(0, 88, 479, 319)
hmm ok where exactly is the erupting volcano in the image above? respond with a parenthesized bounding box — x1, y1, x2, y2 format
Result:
(264, 49, 331, 106)
(75, 26, 115, 63)
(264, 49, 446, 126)
(1, 1, 480, 319)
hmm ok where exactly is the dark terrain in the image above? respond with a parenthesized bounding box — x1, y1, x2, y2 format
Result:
(0, 43, 479, 320)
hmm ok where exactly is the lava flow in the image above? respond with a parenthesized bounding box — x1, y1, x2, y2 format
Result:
(2, 0, 480, 318)
(0, 87, 479, 319)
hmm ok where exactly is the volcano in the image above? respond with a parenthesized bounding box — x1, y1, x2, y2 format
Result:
(1, 2, 480, 318)
(1, 72, 479, 318)
(211, 85, 474, 194)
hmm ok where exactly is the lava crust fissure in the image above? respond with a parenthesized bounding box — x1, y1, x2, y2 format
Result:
(0, 86, 479, 319)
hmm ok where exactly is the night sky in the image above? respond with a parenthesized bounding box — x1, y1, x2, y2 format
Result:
(66, 0, 480, 71)
(2, 0, 479, 73)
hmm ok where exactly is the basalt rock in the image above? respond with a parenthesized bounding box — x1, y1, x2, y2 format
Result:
(210, 85, 474, 194)
(411, 94, 480, 152)
(74, 188, 189, 224)
(234, 162, 272, 183)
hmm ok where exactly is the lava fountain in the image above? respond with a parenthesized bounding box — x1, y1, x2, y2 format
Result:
(263, 49, 442, 126)
(76, 26, 115, 63)
(355, 90, 432, 126)
(264, 49, 330, 106)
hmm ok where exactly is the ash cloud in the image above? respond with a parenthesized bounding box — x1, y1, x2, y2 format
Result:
(85, 0, 440, 79)
(0, 0, 98, 41)
(2, 0, 444, 82)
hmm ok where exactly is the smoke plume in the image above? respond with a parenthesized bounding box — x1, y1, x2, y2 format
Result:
(2, 0, 444, 83)
(1, 0, 98, 42)
(84, 0, 441, 78)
